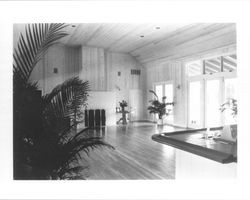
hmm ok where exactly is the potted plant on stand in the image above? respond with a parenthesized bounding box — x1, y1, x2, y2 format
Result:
(147, 90, 174, 125)
(117, 100, 129, 125)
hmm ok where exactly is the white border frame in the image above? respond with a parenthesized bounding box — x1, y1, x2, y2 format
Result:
(1, 1, 250, 200)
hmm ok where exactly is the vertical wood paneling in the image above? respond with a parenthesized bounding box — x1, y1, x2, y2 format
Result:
(30, 44, 144, 120)
(106, 52, 143, 106)
(79, 46, 106, 91)
(79, 47, 144, 119)
(29, 45, 81, 94)
(41, 45, 65, 94)
(64, 46, 81, 79)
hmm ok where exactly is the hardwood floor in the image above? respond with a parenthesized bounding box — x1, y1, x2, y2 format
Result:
(80, 123, 185, 180)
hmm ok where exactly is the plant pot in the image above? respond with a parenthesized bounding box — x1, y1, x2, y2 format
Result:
(157, 118, 164, 125)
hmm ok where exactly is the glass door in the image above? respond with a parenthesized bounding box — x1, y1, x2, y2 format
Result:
(224, 78, 237, 125)
(164, 83, 174, 124)
(155, 84, 163, 102)
(205, 79, 222, 127)
(188, 81, 202, 128)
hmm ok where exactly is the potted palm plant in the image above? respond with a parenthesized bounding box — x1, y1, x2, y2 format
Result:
(13, 23, 114, 180)
(147, 90, 174, 125)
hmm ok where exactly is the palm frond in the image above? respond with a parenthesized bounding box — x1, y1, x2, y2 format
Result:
(149, 89, 158, 100)
(40, 135, 114, 179)
(42, 77, 89, 120)
(13, 23, 68, 84)
(60, 166, 89, 180)
(64, 136, 114, 162)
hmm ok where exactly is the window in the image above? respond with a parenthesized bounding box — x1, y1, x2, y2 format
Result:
(224, 78, 237, 125)
(186, 53, 237, 128)
(155, 85, 163, 102)
(187, 54, 237, 77)
(188, 81, 202, 128)
(222, 55, 237, 72)
(206, 79, 221, 127)
(205, 57, 221, 74)
(165, 83, 174, 123)
(187, 60, 202, 77)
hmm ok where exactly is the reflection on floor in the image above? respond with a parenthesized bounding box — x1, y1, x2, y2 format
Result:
(80, 123, 185, 180)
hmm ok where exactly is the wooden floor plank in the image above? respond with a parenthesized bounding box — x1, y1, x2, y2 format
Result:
(80, 124, 185, 180)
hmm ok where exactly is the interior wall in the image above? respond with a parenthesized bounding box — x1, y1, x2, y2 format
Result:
(29, 45, 145, 121)
(29, 45, 81, 94)
(106, 51, 144, 105)
(79, 46, 144, 120)
(79, 46, 106, 91)
(87, 91, 117, 126)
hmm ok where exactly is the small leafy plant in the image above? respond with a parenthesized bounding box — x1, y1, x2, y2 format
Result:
(147, 90, 174, 120)
(119, 100, 128, 110)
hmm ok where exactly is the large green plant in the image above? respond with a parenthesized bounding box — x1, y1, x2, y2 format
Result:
(13, 23, 113, 180)
(147, 90, 174, 120)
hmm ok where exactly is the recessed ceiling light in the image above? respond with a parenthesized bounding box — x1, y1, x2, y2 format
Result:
(72, 25, 76, 28)
(156, 27, 160, 29)
(140, 35, 144, 38)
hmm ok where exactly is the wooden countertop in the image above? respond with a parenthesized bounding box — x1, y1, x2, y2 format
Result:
(152, 127, 237, 164)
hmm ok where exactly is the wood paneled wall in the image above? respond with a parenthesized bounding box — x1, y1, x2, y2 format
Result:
(78, 46, 144, 106)
(80, 46, 106, 91)
(79, 47, 144, 120)
(106, 51, 144, 103)
(29, 45, 145, 119)
(29, 45, 81, 94)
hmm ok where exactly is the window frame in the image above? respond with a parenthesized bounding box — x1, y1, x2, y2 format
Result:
(186, 53, 237, 77)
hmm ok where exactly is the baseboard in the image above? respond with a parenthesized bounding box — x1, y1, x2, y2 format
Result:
(171, 123, 188, 129)
(130, 119, 156, 123)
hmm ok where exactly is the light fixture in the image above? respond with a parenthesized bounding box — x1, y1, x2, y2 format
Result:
(156, 27, 160, 29)
(72, 25, 76, 28)
(140, 35, 144, 38)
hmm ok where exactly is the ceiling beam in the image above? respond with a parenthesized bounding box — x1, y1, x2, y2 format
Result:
(205, 62, 220, 72)
(207, 58, 221, 66)
(223, 62, 236, 71)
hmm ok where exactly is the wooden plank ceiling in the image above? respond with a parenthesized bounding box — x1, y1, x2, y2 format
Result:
(60, 23, 236, 64)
